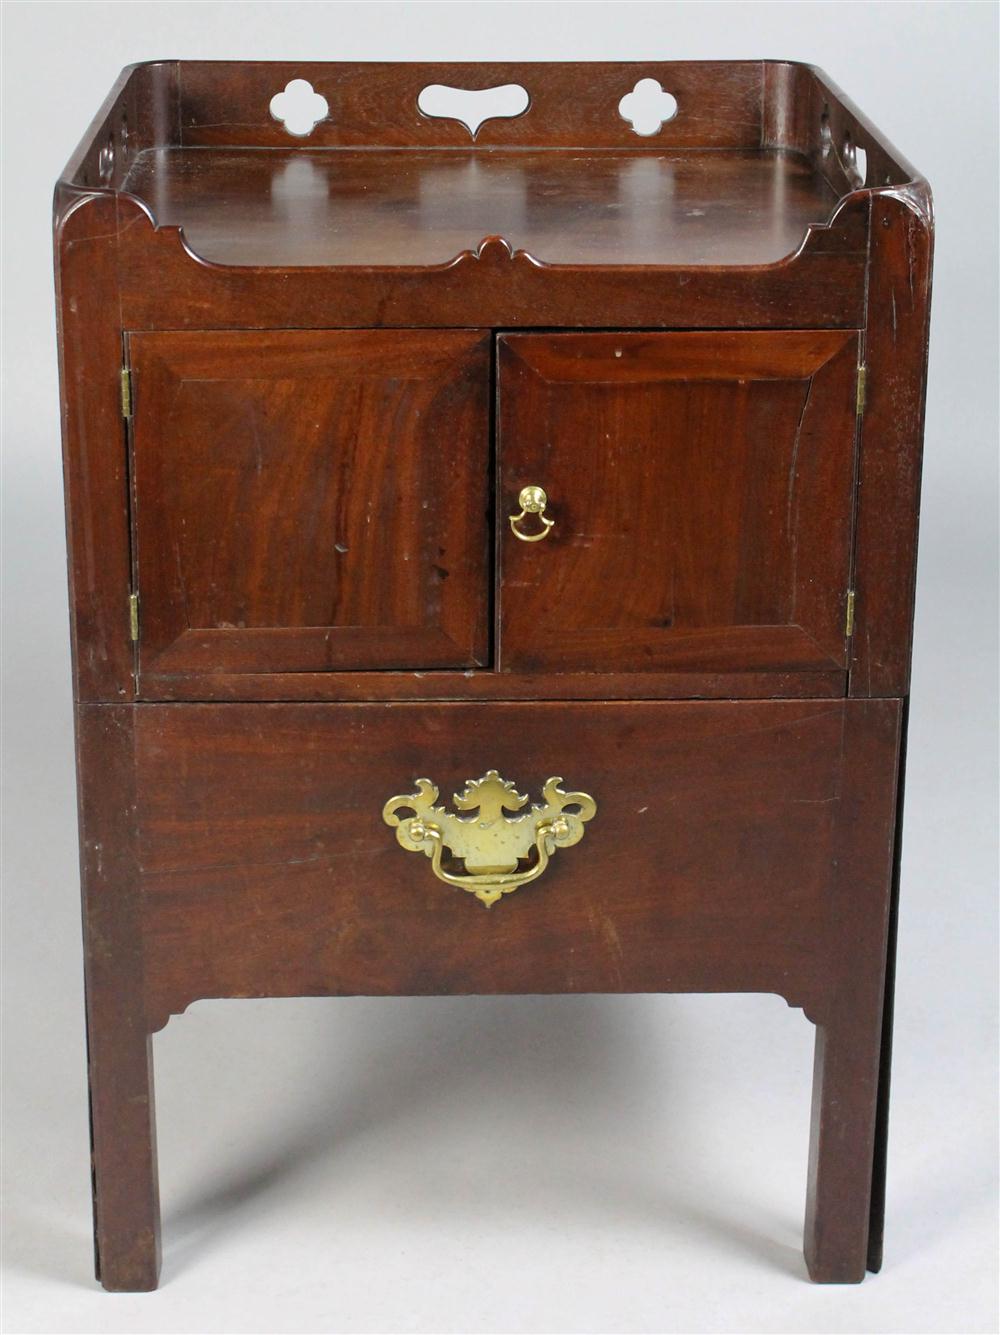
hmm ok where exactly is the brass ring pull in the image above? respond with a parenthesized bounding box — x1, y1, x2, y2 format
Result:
(383, 770, 597, 908)
(509, 485, 555, 543)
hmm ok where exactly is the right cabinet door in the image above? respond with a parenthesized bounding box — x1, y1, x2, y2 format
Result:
(498, 331, 861, 677)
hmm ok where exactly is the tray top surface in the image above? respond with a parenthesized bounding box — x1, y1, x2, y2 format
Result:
(121, 145, 840, 268)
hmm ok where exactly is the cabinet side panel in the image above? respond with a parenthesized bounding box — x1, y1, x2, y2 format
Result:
(55, 194, 133, 701)
(849, 187, 933, 697)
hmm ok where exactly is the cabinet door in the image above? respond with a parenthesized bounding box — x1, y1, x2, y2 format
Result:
(128, 330, 489, 682)
(498, 332, 860, 676)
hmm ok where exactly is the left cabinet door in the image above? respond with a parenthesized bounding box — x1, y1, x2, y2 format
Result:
(127, 330, 490, 684)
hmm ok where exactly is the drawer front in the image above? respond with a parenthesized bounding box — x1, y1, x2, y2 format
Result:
(136, 700, 900, 1030)
(128, 329, 491, 681)
(498, 331, 861, 675)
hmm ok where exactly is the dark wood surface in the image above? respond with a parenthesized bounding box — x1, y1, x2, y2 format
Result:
(866, 697, 911, 1274)
(134, 699, 899, 1029)
(175, 61, 767, 151)
(136, 668, 847, 703)
(54, 195, 135, 702)
(128, 330, 491, 680)
(55, 60, 931, 1291)
(76, 706, 160, 1291)
(135, 696, 898, 1287)
(126, 325, 863, 691)
(803, 699, 900, 1281)
(499, 331, 859, 674)
(61, 60, 919, 181)
(848, 185, 933, 697)
(114, 198, 869, 332)
(55, 59, 908, 337)
(121, 147, 840, 268)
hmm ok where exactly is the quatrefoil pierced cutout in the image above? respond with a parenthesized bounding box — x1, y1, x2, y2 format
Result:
(269, 79, 329, 137)
(618, 78, 678, 137)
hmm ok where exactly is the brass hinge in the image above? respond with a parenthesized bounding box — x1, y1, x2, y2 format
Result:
(120, 368, 132, 418)
(856, 364, 867, 417)
(128, 592, 140, 642)
(845, 589, 856, 638)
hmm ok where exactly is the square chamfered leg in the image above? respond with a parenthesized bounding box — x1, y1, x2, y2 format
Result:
(86, 1022, 160, 1291)
(804, 1008, 886, 1282)
(802, 699, 901, 1283)
(77, 706, 161, 1291)
(865, 703, 910, 1275)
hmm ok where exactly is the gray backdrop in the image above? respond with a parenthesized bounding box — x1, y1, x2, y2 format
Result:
(2, 3, 997, 1332)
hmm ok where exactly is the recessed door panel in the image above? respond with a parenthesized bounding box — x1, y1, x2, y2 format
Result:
(498, 331, 860, 675)
(128, 330, 490, 682)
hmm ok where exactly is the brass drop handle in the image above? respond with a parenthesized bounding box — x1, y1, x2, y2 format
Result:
(509, 485, 555, 543)
(383, 770, 597, 908)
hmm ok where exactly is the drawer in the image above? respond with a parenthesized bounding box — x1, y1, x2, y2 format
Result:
(135, 699, 900, 1030)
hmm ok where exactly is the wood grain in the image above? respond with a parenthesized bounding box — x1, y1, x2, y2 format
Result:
(134, 700, 900, 1034)
(499, 332, 860, 674)
(76, 706, 160, 1291)
(128, 330, 491, 679)
(866, 698, 910, 1273)
(114, 197, 869, 333)
(136, 668, 847, 703)
(54, 59, 931, 1291)
(804, 698, 901, 1281)
(848, 186, 934, 697)
(120, 146, 840, 269)
(54, 194, 134, 701)
(176, 61, 765, 150)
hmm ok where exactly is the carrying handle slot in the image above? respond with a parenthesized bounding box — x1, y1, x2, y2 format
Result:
(417, 83, 530, 139)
